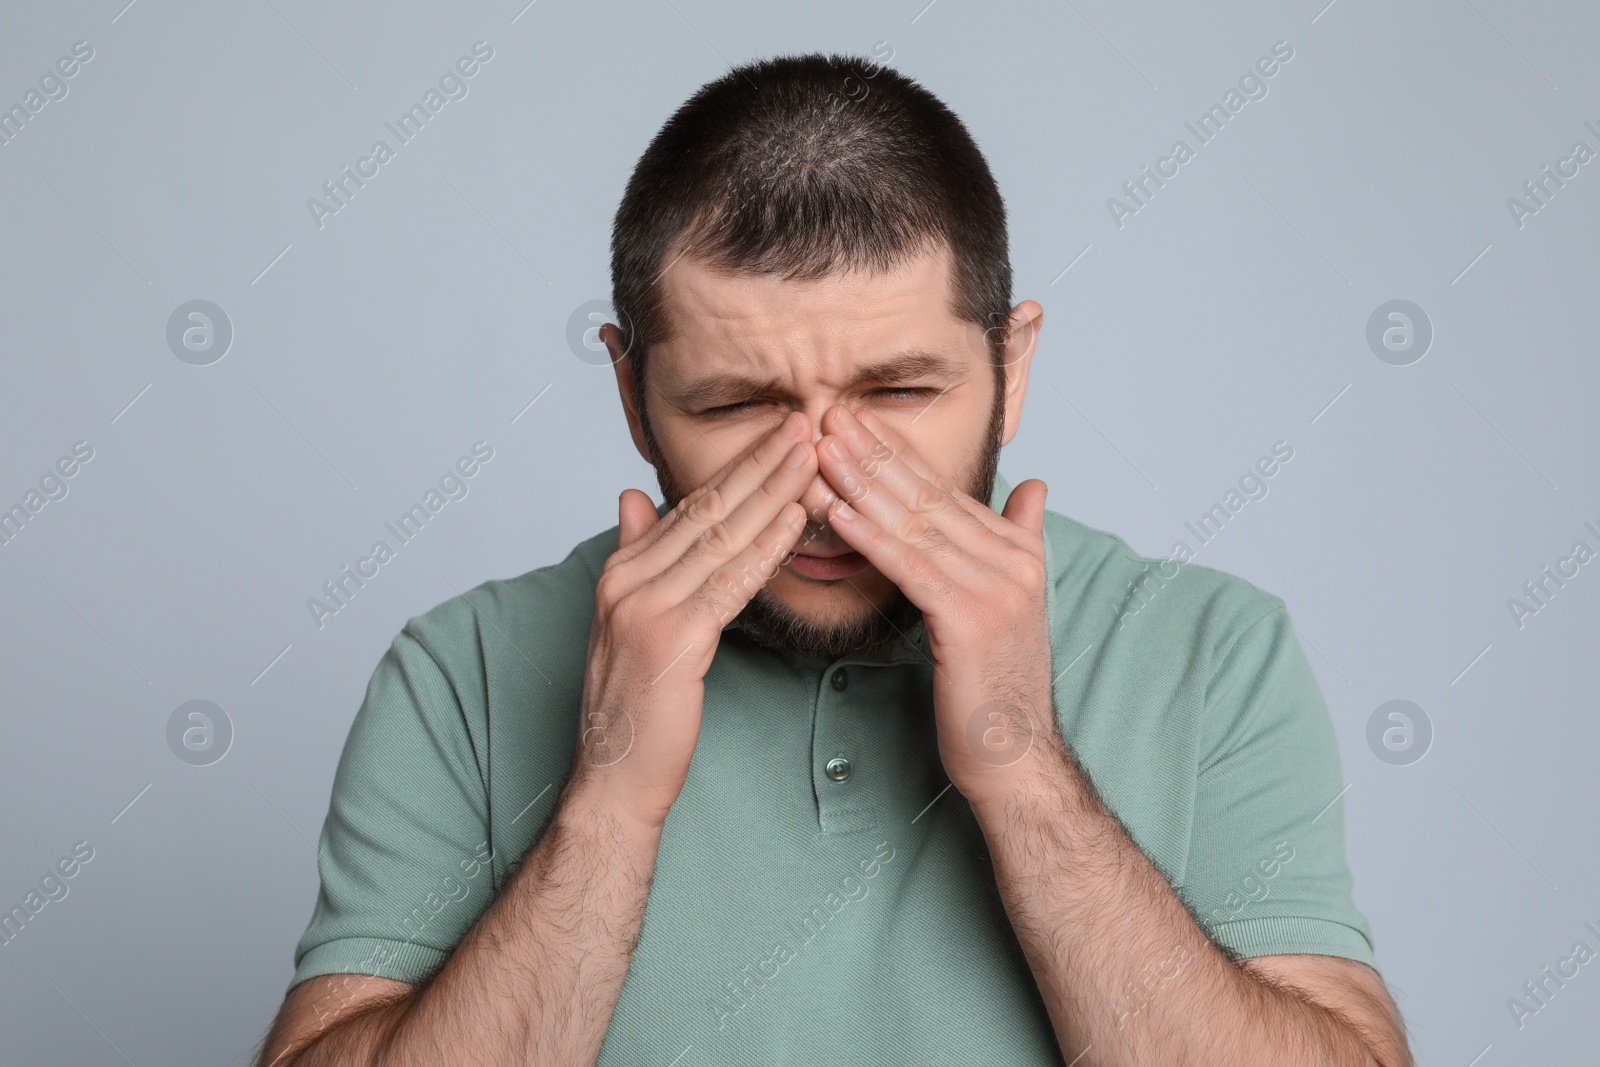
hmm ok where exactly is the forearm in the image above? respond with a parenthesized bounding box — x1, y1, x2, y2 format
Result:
(294, 772, 661, 1067)
(974, 734, 1382, 1067)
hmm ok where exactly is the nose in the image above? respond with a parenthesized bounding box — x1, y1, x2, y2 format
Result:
(795, 474, 834, 545)
(791, 403, 851, 552)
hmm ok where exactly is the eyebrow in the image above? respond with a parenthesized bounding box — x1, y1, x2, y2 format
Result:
(668, 349, 970, 411)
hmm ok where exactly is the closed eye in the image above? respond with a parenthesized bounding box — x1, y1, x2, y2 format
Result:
(702, 387, 938, 416)
(870, 387, 938, 402)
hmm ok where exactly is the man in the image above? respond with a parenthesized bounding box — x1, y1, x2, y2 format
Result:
(257, 53, 1412, 1066)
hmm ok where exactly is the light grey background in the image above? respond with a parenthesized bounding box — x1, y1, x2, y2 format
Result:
(2, 1, 1595, 1064)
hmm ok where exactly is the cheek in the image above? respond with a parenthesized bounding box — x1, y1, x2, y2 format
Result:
(658, 428, 736, 483)
(893, 419, 968, 475)
(660, 421, 782, 498)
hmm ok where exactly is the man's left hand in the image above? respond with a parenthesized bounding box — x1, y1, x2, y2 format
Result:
(812, 403, 1058, 808)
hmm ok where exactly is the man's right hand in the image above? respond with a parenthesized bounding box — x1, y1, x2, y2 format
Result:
(570, 410, 818, 831)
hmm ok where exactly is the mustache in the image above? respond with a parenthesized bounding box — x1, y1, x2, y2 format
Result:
(791, 519, 844, 555)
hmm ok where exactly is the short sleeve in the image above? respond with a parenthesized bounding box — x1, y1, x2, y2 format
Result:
(1179, 601, 1378, 970)
(288, 628, 498, 993)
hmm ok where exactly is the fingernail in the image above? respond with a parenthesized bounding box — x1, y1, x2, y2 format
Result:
(784, 442, 807, 468)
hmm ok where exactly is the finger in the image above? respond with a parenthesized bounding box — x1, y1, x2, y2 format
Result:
(815, 432, 922, 549)
(619, 411, 808, 573)
(821, 491, 963, 613)
(609, 426, 766, 567)
(850, 408, 957, 492)
(696, 500, 811, 629)
(814, 435, 980, 597)
(1000, 478, 1049, 537)
(648, 437, 819, 605)
(791, 410, 956, 545)
(618, 488, 660, 550)
(820, 407, 995, 556)
(856, 408, 1022, 544)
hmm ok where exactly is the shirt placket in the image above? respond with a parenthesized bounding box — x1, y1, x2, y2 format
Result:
(811, 662, 882, 834)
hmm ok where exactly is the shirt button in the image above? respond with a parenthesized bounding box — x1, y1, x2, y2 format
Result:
(831, 667, 849, 691)
(825, 756, 852, 782)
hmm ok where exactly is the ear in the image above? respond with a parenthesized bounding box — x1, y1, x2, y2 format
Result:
(998, 300, 1043, 447)
(603, 323, 652, 464)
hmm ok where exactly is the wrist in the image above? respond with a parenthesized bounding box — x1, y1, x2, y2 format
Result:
(562, 766, 670, 843)
(963, 730, 1077, 826)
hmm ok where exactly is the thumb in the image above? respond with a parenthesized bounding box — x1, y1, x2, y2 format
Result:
(1001, 478, 1049, 536)
(617, 488, 660, 549)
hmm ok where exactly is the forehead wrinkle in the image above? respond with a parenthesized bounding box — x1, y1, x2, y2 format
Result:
(653, 247, 979, 409)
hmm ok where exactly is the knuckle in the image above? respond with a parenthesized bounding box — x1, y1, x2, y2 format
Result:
(614, 587, 664, 635)
(594, 569, 628, 607)
(993, 571, 1039, 619)
(756, 471, 791, 507)
(698, 519, 740, 560)
(998, 546, 1046, 590)
(660, 485, 704, 529)
(908, 481, 948, 514)
(685, 483, 730, 526)
(678, 482, 710, 511)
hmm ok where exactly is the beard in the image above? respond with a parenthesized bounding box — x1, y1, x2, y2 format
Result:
(643, 367, 1007, 662)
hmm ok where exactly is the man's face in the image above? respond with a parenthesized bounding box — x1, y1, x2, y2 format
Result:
(607, 242, 1037, 661)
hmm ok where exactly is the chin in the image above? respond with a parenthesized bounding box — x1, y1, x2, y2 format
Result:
(729, 578, 920, 661)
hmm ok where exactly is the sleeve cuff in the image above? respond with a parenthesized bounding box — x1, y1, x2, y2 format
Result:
(289, 936, 452, 994)
(1204, 915, 1377, 969)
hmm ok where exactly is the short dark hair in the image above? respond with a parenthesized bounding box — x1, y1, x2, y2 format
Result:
(608, 51, 1013, 446)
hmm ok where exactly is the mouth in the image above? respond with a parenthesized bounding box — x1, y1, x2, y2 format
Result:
(784, 549, 870, 581)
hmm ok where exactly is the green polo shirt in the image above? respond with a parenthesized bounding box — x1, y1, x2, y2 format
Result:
(290, 470, 1377, 1064)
